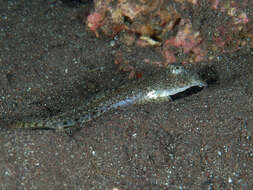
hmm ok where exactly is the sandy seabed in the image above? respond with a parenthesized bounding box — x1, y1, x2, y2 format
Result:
(0, 0, 252, 189)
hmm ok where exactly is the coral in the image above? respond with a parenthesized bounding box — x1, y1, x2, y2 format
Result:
(86, 0, 253, 65)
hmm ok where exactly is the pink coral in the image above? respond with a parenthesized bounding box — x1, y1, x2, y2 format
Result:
(87, 12, 104, 37)
(86, 0, 252, 65)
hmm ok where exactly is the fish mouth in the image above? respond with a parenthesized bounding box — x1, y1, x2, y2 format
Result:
(196, 80, 208, 88)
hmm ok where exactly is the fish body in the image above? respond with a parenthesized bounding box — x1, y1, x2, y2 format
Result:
(13, 64, 207, 130)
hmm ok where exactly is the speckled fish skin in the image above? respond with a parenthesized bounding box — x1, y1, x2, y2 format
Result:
(13, 64, 207, 130)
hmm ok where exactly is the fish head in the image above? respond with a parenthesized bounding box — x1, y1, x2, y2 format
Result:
(142, 64, 207, 102)
(166, 64, 207, 88)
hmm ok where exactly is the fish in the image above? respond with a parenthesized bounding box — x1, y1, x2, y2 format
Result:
(11, 64, 207, 130)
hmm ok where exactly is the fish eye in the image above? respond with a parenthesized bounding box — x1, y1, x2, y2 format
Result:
(171, 65, 184, 74)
